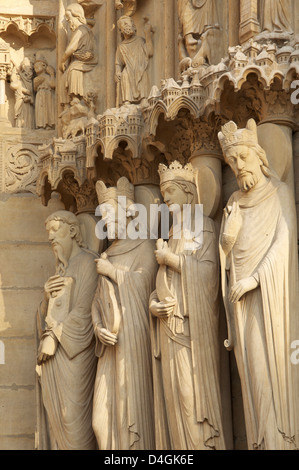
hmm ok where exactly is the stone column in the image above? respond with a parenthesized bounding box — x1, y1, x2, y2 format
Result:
(189, 147, 234, 450)
(189, 149, 222, 228)
(106, 0, 117, 109)
(239, 0, 260, 44)
(163, 0, 176, 80)
(258, 120, 295, 195)
(57, 0, 68, 137)
(0, 39, 11, 126)
(293, 131, 299, 243)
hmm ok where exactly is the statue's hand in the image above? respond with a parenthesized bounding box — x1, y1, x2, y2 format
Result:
(60, 61, 66, 73)
(229, 276, 259, 303)
(221, 201, 242, 254)
(97, 327, 118, 346)
(95, 255, 116, 280)
(37, 335, 57, 365)
(149, 298, 176, 319)
(224, 201, 242, 238)
(44, 275, 65, 300)
(154, 239, 170, 265)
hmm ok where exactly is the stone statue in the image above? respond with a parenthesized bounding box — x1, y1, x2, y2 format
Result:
(260, 0, 293, 34)
(149, 161, 226, 450)
(218, 119, 298, 450)
(60, 3, 97, 105)
(35, 210, 98, 450)
(92, 177, 157, 450)
(115, 15, 154, 107)
(115, 0, 137, 16)
(59, 96, 89, 139)
(10, 58, 34, 128)
(33, 56, 56, 129)
(178, 0, 220, 65)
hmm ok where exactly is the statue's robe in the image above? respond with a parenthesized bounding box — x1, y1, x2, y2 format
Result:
(178, 0, 219, 38)
(220, 177, 298, 449)
(62, 24, 97, 103)
(92, 238, 157, 450)
(34, 73, 55, 129)
(151, 216, 226, 450)
(36, 250, 98, 450)
(261, 0, 293, 33)
(115, 35, 149, 105)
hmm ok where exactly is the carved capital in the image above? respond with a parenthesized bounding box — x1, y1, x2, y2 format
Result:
(62, 173, 98, 213)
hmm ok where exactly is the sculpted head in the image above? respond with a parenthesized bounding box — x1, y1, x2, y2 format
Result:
(117, 15, 137, 38)
(218, 119, 270, 192)
(65, 3, 86, 31)
(45, 210, 85, 275)
(158, 161, 198, 211)
(96, 177, 135, 240)
(34, 57, 47, 75)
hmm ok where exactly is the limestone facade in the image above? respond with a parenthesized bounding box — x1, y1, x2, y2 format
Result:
(0, 0, 299, 450)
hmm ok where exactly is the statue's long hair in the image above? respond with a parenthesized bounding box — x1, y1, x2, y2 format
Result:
(45, 210, 86, 249)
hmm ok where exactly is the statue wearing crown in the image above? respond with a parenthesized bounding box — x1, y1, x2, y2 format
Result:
(218, 119, 298, 450)
(91, 176, 157, 450)
(149, 161, 226, 450)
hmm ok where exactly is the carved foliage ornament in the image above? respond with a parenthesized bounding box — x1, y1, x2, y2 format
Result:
(5, 144, 39, 193)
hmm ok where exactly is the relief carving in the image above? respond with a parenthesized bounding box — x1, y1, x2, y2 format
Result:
(5, 144, 38, 193)
(34, 56, 56, 130)
(60, 3, 97, 106)
(115, 15, 154, 107)
(178, 0, 220, 66)
(10, 57, 34, 128)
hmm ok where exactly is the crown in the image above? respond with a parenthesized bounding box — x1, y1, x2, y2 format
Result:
(158, 161, 197, 185)
(218, 119, 258, 153)
(96, 176, 135, 205)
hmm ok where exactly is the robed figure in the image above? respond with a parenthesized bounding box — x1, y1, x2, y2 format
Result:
(60, 3, 97, 104)
(36, 211, 98, 450)
(115, 16, 153, 106)
(260, 0, 293, 33)
(92, 177, 157, 450)
(149, 161, 226, 450)
(178, 0, 219, 59)
(218, 119, 298, 450)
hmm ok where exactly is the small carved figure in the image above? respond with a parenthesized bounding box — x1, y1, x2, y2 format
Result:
(178, 0, 220, 64)
(59, 97, 89, 139)
(92, 177, 157, 450)
(10, 58, 34, 128)
(33, 56, 55, 129)
(60, 3, 97, 104)
(218, 119, 298, 450)
(36, 211, 98, 450)
(115, 15, 154, 107)
(149, 161, 226, 450)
